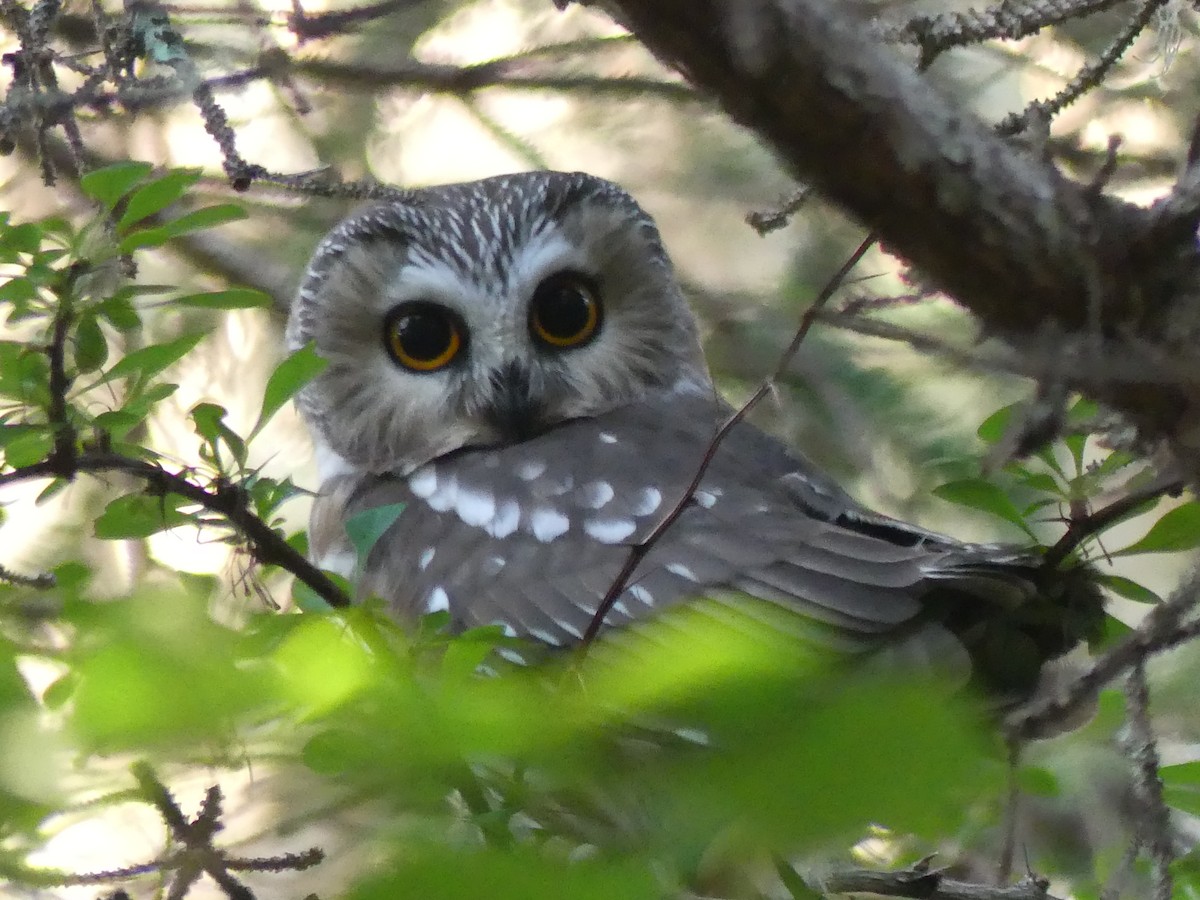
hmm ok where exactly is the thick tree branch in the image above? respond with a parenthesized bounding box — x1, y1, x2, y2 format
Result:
(599, 0, 1200, 452)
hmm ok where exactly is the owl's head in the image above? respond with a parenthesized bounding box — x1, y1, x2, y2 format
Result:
(288, 172, 710, 476)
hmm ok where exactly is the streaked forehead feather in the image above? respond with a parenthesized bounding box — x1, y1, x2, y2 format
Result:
(301, 171, 652, 295)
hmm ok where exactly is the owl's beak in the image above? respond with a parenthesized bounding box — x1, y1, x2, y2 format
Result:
(485, 361, 544, 442)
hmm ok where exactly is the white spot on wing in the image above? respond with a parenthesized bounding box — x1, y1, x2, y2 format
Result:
(418, 547, 435, 571)
(426, 473, 458, 512)
(599, 432, 617, 444)
(487, 499, 521, 539)
(408, 465, 437, 499)
(580, 481, 614, 509)
(584, 517, 636, 543)
(530, 628, 563, 646)
(555, 617, 583, 639)
(426, 586, 450, 613)
(694, 490, 718, 509)
(612, 600, 631, 617)
(633, 487, 661, 516)
(667, 562, 699, 582)
(455, 486, 495, 527)
(530, 508, 570, 542)
(547, 475, 574, 496)
(496, 647, 528, 665)
(490, 621, 518, 638)
(516, 459, 546, 481)
(629, 585, 654, 606)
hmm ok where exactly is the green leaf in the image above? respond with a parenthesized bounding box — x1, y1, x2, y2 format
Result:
(976, 404, 1016, 445)
(0, 277, 37, 303)
(348, 848, 659, 900)
(2, 430, 52, 468)
(1016, 766, 1060, 797)
(0, 223, 44, 257)
(1164, 762, 1200, 818)
(173, 287, 272, 310)
(1114, 502, 1200, 556)
(118, 205, 247, 252)
(79, 161, 153, 210)
(1065, 433, 1088, 476)
(92, 410, 143, 440)
(1013, 470, 1061, 496)
(932, 478, 1036, 539)
(95, 293, 142, 331)
(344, 504, 406, 564)
(1088, 614, 1133, 653)
(190, 402, 247, 467)
(73, 313, 108, 373)
(1098, 574, 1160, 604)
(94, 494, 193, 539)
(160, 204, 246, 237)
(250, 343, 327, 439)
(98, 332, 205, 385)
(117, 168, 201, 231)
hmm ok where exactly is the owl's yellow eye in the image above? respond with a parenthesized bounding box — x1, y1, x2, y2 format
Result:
(384, 302, 465, 372)
(529, 272, 601, 349)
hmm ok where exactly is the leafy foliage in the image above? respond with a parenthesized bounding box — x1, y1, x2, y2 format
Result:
(0, 147, 1196, 900)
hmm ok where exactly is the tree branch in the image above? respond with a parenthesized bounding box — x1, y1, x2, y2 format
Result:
(599, 0, 1200, 454)
(0, 452, 350, 609)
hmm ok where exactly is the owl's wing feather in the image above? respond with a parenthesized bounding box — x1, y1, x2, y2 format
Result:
(327, 391, 1101, 692)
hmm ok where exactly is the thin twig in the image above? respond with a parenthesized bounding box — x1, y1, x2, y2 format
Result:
(1005, 562, 1200, 742)
(1043, 474, 1184, 568)
(995, 0, 1173, 137)
(1121, 662, 1174, 900)
(804, 863, 1060, 900)
(579, 234, 876, 649)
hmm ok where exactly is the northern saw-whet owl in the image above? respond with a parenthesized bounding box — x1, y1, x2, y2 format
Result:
(287, 171, 1102, 695)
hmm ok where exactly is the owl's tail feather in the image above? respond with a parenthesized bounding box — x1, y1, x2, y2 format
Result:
(918, 554, 1106, 699)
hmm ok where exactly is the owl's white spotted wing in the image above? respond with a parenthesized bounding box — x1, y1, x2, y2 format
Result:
(314, 391, 1091, 689)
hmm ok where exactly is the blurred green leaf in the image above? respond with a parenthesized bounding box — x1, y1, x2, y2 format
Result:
(96, 332, 205, 386)
(95, 293, 142, 331)
(73, 312, 108, 373)
(0, 223, 44, 257)
(0, 277, 37, 303)
(1164, 762, 1200, 818)
(117, 168, 201, 230)
(274, 614, 376, 717)
(94, 493, 192, 539)
(1, 430, 52, 468)
(1099, 575, 1160, 604)
(79, 161, 153, 210)
(345, 504, 406, 563)
(190, 402, 247, 468)
(118, 204, 247, 252)
(174, 287, 272, 310)
(71, 594, 274, 748)
(160, 204, 246, 237)
(250, 343, 327, 439)
(933, 478, 1036, 539)
(348, 847, 659, 900)
(1114, 502, 1200, 556)
(976, 404, 1016, 445)
(1017, 766, 1060, 797)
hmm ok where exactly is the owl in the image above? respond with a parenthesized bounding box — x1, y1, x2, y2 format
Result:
(287, 171, 1102, 695)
